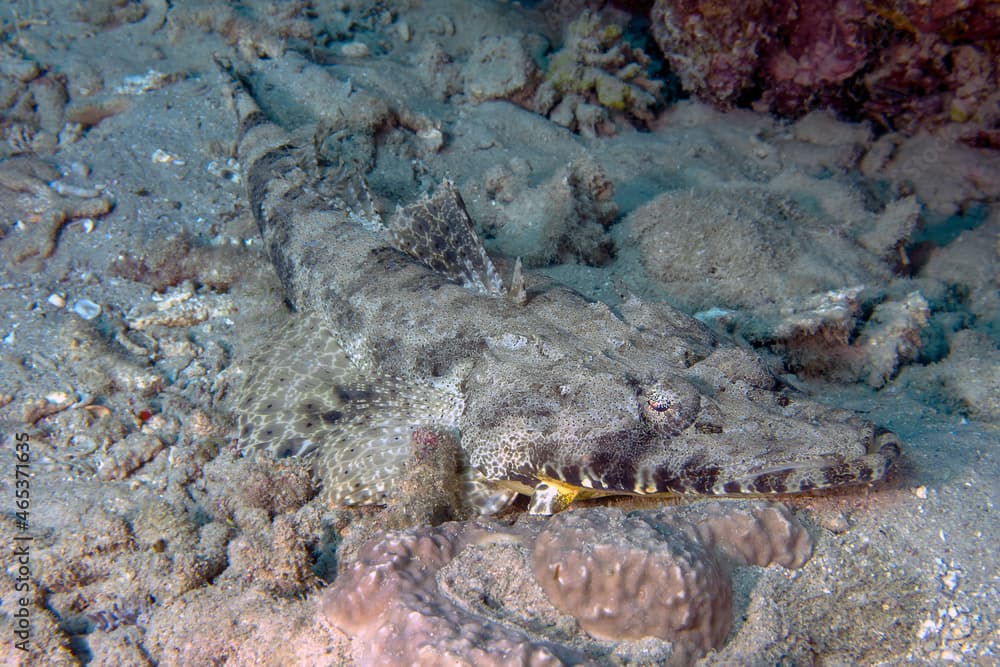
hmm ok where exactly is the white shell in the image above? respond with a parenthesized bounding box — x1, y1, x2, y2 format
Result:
(72, 299, 102, 320)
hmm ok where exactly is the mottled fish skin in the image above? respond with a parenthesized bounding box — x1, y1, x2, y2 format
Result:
(236, 312, 464, 507)
(223, 64, 901, 515)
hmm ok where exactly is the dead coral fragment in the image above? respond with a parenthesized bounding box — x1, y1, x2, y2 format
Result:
(854, 290, 929, 388)
(462, 34, 540, 106)
(228, 510, 320, 597)
(775, 287, 930, 387)
(125, 282, 236, 331)
(0, 157, 113, 264)
(540, 10, 663, 134)
(484, 156, 617, 268)
(97, 432, 166, 481)
(238, 460, 316, 516)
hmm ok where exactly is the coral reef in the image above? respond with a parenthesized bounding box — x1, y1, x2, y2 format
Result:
(414, 41, 465, 101)
(758, 0, 871, 116)
(861, 2, 1000, 142)
(0, 477, 229, 664)
(226, 508, 322, 597)
(649, 0, 1000, 143)
(379, 428, 467, 529)
(650, 0, 775, 109)
(321, 502, 812, 664)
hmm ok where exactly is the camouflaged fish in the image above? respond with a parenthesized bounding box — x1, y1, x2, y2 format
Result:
(224, 65, 901, 516)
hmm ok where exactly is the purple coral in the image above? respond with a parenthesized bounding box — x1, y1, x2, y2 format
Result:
(532, 509, 732, 649)
(760, 0, 872, 115)
(319, 502, 813, 663)
(320, 522, 574, 666)
(651, 0, 778, 108)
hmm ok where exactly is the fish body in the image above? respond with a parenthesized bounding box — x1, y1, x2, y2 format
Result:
(226, 66, 900, 515)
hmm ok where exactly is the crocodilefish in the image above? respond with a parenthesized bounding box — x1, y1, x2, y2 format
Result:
(222, 62, 900, 516)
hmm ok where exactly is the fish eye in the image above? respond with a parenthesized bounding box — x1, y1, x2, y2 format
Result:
(641, 383, 700, 435)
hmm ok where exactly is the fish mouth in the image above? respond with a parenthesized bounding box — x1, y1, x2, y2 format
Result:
(528, 422, 904, 500)
(708, 425, 903, 497)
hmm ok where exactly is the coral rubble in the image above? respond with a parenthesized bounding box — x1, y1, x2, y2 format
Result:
(538, 9, 663, 136)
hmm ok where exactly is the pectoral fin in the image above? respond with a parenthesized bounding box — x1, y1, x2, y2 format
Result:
(237, 312, 464, 507)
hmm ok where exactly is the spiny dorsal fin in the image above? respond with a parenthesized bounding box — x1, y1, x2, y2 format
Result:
(387, 180, 504, 297)
(508, 257, 527, 305)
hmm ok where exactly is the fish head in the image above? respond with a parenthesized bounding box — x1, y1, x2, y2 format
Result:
(459, 318, 900, 514)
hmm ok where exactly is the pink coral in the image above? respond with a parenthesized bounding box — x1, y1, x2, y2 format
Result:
(320, 522, 573, 666)
(532, 509, 732, 649)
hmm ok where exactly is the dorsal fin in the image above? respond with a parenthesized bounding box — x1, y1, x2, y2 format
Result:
(387, 180, 504, 296)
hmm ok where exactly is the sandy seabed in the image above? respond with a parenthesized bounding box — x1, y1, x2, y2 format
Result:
(0, 1, 997, 665)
